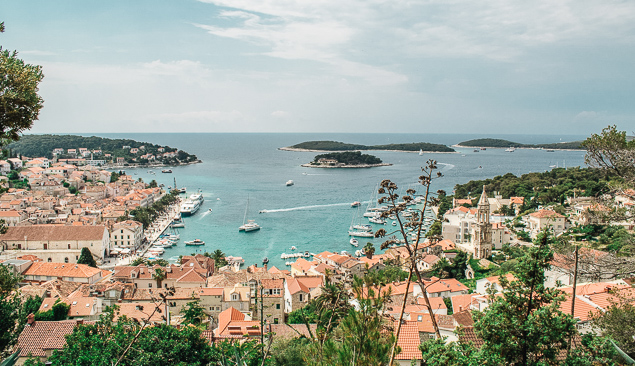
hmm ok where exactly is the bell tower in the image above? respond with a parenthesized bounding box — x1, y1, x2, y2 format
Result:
(472, 186, 492, 259)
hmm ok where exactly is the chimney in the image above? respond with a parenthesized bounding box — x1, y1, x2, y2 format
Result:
(56, 284, 61, 290)
(264, 263, 268, 271)
(27, 313, 35, 326)
(459, 305, 463, 312)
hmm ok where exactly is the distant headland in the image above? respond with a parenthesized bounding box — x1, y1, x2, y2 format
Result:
(301, 151, 392, 168)
(280, 140, 455, 153)
(7, 134, 201, 167)
(455, 138, 584, 150)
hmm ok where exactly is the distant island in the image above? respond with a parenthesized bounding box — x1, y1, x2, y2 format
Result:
(455, 138, 584, 150)
(302, 151, 392, 168)
(7, 134, 201, 167)
(281, 140, 455, 153)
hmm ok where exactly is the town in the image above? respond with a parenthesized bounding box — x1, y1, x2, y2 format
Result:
(1, 129, 634, 365)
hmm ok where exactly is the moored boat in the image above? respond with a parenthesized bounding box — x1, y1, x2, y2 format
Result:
(350, 238, 359, 247)
(184, 239, 205, 246)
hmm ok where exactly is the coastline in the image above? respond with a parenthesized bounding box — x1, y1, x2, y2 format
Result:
(301, 163, 393, 168)
(280, 147, 456, 154)
(105, 160, 202, 169)
(452, 145, 584, 152)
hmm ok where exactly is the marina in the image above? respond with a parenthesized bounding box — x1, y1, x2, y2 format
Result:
(99, 132, 586, 268)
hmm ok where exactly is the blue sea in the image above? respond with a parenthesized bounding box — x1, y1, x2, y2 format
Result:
(83, 133, 587, 268)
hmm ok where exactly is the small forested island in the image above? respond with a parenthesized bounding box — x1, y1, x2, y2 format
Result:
(7, 134, 200, 167)
(302, 151, 391, 168)
(282, 140, 455, 152)
(456, 138, 584, 150)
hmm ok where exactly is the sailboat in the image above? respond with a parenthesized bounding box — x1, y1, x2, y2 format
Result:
(419, 149, 423, 156)
(239, 196, 260, 232)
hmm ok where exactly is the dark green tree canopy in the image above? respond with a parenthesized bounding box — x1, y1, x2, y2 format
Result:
(76, 247, 97, 268)
(0, 22, 44, 143)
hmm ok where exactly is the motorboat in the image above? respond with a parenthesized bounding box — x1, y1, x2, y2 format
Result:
(184, 239, 205, 246)
(473, 149, 479, 152)
(291, 246, 297, 251)
(208, 208, 213, 212)
(505, 147, 515, 152)
(351, 201, 361, 208)
(263, 257, 269, 264)
(369, 217, 386, 225)
(352, 224, 373, 232)
(350, 238, 359, 247)
(286, 180, 294, 186)
(392, 221, 397, 226)
(348, 230, 374, 238)
(162, 169, 172, 173)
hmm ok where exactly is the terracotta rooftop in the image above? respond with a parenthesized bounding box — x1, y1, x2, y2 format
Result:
(0, 224, 107, 241)
(24, 262, 102, 279)
(394, 321, 422, 360)
(529, 209, 564, 218)
(17, 320, 93, 357)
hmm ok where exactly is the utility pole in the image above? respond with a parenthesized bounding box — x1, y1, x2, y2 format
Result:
(568, 245, 579, 353)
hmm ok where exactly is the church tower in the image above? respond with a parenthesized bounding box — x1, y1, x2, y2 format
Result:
(472, 186, 492, 259)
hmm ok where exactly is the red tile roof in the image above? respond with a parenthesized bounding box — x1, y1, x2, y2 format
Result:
(17, 320, 92, 357)
(394, 321, 422, 360)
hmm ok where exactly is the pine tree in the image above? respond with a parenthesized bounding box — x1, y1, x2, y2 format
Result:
(77, 247, 97, 268)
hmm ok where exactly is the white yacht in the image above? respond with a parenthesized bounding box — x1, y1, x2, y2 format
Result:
(239, 196, 261, 232)
(505, 147, 516, 152)
(348, 230, 374, 238)
(350, 238, 359, 247)
(286, 180, 294, 186)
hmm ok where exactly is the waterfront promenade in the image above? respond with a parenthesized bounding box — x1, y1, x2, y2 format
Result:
(102, 200, 181, 268)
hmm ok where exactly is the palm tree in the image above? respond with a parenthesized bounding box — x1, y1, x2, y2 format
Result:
(364, 242, 375, 259)
(211, 249, 227, 267)
(153, 268, 166, 289)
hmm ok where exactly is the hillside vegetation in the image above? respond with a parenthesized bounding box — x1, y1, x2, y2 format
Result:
(290, 140, 455, 152)
(312, 151, 383, 165)
(453, 167, 615, 206)
(457, 138, 584, 150)
(7, 134, 199, 164)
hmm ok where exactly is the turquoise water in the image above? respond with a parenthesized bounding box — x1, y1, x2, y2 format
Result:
(89, 133, 587, 268)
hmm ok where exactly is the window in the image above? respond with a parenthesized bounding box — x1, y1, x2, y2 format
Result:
(417, 315, 422, 322)
(148, 283, 152, 288)
(232, 294, 238, 301)
(68, 244, 71, 249)
(64, 257, 69, 263)
(299, 294, 304, 302)
(276, 304, 280, 310)
(43, 244, 47, 250)
(76, 256, 78, 260)
(114, 235, 117, 239)
(127, 235, 130, 239)
(274, 318, 279, 324)
(48, 258, 52, 262)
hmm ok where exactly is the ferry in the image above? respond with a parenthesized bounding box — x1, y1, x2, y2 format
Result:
(180, 190, 204, 216)
(180, 199, 201, 216)
(162, 169, 172, 173)
(184, 239, 205, 246)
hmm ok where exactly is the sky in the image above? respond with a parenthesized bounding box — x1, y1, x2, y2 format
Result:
(2, 0, 635, 135)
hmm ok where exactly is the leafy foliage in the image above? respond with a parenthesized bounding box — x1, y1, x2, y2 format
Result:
(76, 247, 97, 268)
(180, 300, 206, 326)
(453, 168, 613, 207)
(6, 134, 198, 164)
(592, 290, 635, 358)
(583, 124, 635, 182)
(0, 265, 21, 358)
(312, 151, 383, 165)
(0, 24, 44, 144)
(34, 300, 69, 321)
(130, 258, 170, 267)
(29, 306, 215, 366)
(130, 191, 179, 229)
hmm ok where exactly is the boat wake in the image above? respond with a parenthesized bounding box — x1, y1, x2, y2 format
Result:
(260, 201, 358, 213)
(437, 162, 455, 171)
